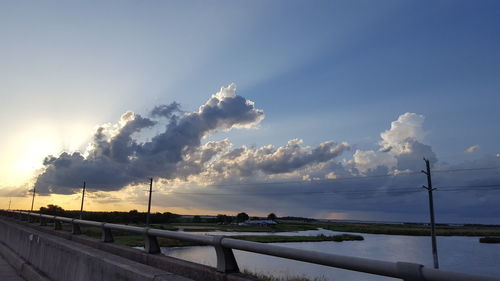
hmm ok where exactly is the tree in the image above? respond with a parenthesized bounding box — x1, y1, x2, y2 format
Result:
(236, 212, 249, 223)
(216, 214, 232, 224)
(128, 209, 142, 223)
(192, 215, 201, 223)
(39, 204, 65, 216)
(267, 213, 277, 220)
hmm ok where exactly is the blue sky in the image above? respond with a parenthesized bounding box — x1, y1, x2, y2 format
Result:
(1, 1, 499, 222)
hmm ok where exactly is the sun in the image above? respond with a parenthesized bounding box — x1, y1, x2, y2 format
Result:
(0, 122, 92, 186)
(13, 137, 60, 175)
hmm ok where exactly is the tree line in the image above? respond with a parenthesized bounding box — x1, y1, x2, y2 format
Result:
(38, 205, 279, 225)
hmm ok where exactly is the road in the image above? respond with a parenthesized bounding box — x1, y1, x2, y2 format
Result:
(0, 254, 25, 281)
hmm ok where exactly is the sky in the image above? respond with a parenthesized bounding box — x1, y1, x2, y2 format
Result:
(0, 0, 499, 224)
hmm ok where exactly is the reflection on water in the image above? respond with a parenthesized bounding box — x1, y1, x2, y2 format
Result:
(162, 229, 500, 281)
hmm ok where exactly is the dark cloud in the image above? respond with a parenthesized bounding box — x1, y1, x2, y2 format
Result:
(33, 84, 266, 194)
(151, 102, 181, 119)
(0, 186, 29, 197)
(148, 159, 500, 224)
(203, 139, 350, 178)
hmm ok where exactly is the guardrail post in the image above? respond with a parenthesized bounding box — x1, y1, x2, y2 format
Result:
(101, 225, 114, 243)
(213, 236, 239, 273)
(145, 233, 161, 254)
(54, 219, 62, 230)
(72, 220, 81, 235)
(397, 262, 425, 281)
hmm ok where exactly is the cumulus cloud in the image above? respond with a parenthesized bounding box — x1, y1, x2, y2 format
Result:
(379, 113, 426, 153)
(33, 84, 349, 195)
(465, 145, 480, 153)
(353, 113, 437, 175)
(352, 150, 396, 174)
(33, 84, 266, 194)
(200, 139, 350, 180)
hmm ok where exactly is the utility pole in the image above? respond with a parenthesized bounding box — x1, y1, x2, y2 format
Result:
(422, 158, 439, 269)
(146, 178, 153, 227)
(79, 181, 86, 220)
(30, 186, 36, 214)
(8, 198, 11, 210)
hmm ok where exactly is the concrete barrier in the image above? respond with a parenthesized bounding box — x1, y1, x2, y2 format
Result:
(0, 217, 261, 281)
(0, 241, 50, 281)
(0, 218, 194, 281)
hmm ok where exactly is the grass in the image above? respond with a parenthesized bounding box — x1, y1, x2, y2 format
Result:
(312, 222, 500, 236)
(175, 221, 500, 237)
(174, 223, 318, 233)
(243, 269, 330, 281)
(231, 234, 363, 243)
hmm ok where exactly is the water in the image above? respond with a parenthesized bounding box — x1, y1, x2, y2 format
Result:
(160, 229, 500, 281)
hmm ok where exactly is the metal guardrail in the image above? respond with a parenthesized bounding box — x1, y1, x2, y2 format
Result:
(1, 210, 498, 281)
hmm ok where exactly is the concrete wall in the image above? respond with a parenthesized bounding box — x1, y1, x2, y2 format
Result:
(0, 217, 260, 281)
(0, 218, 194, 281)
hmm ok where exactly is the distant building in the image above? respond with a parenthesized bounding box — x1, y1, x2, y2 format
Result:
(239, 220, 277, 226)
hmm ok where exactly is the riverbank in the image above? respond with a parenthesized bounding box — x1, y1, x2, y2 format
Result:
(230, 234, 363, 243)
(312, 222, 500, 236)
(172, 221, 500, 236)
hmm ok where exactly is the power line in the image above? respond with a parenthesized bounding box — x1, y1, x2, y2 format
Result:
(438, 184, 500, 189)
(165, 184, 500, 197)
(433, 167, 500, 173)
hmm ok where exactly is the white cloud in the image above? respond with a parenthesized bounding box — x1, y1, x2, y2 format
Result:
(354, 112, 436, 174)
(380, 112, 426, 154)
(353, 150, 396, 174)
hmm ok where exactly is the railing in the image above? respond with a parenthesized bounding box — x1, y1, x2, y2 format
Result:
(1, 210, 498, 281)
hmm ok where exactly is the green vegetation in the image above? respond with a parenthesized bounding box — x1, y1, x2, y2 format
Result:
(243, 270, 329, 281)
(174, 222, 317, 233)
(236, 212, 250, 223)
(267, 213, 277, 220)
(314, 222, 500, 236)
(174, 220, 500, 237)
(39, 205, 180, 225)
(38, 205, 500, 238)
(231, 234, 363, 243)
